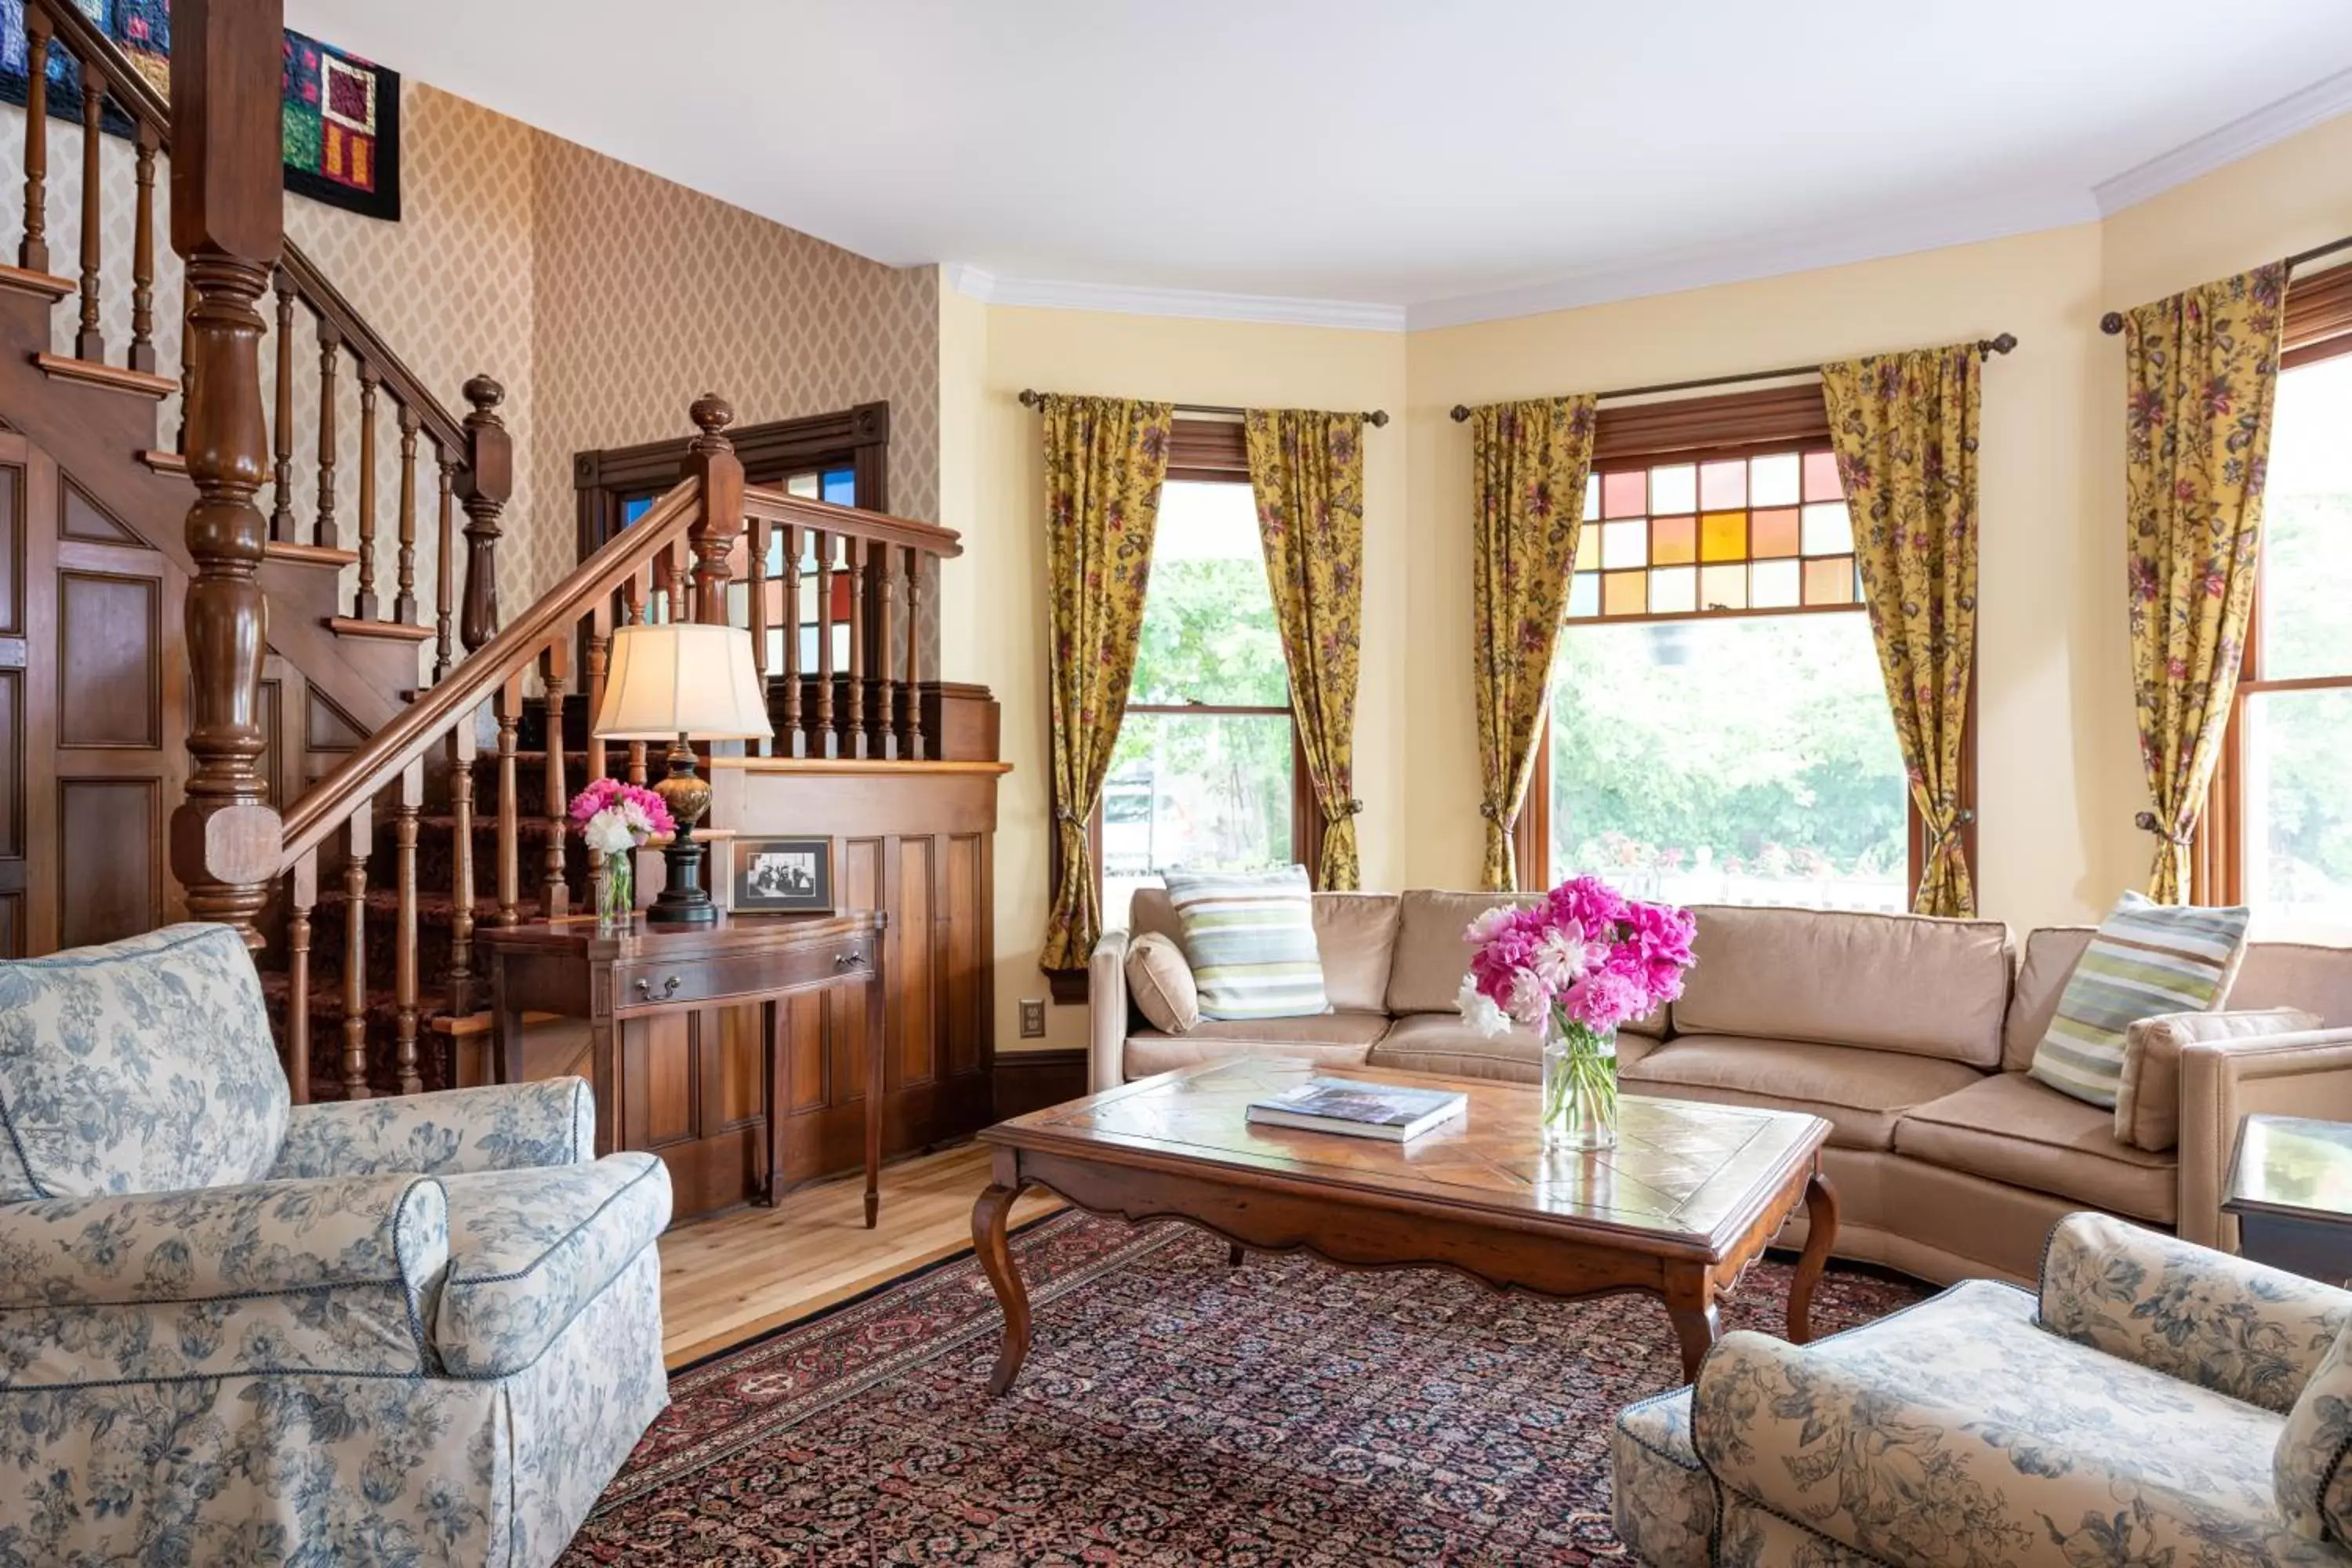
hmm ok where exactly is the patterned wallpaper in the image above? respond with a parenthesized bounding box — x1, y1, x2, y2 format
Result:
(0, 79, 938, 636)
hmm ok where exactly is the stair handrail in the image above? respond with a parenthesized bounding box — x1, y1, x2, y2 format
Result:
(742, 485, 965, 559)
(30, 0, 470, 455)
(277, 477, 700, 868)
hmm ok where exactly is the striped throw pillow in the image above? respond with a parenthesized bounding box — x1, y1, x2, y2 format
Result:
(1162, 866, 1330, 1022)
(2028, 891, 2250, 1109)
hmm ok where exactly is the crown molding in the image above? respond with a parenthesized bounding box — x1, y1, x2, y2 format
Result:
(2094, 66, 2352, 217)
(942, 263, 1406, 332)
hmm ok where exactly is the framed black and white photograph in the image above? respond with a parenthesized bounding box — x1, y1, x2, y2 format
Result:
(733, 836, 834, 914)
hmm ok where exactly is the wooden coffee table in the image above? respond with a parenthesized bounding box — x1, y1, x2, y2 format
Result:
(971, 1058, 1835, 1392)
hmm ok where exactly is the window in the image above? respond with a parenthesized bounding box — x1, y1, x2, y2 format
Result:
(1098, 474, 1299, 923)
(1530, 433, 1928, 912)
(2210, 289, 2352, 937)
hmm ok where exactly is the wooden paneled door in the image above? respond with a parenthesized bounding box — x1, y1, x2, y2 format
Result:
(0, 431, 189, 956)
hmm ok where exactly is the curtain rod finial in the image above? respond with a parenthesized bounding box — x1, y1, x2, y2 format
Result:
(1449, 405, 1472, 423)
(1363, 409, 1390, 427)
(1984, 332, 2017, 356)
(1018, 388, 1045, 408)
(2100, 312, 2126, 336)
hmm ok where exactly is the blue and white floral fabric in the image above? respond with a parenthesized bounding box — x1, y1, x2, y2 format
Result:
(1612, 1212, 2352, 1566)
(0, 924, 672, 1566)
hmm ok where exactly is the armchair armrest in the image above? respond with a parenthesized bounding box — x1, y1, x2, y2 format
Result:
(1089, 927, 1132, 1094)
(0, 1172, 448, 1383)
(2178, 1025, 2352, 1249)
(2036, 1210, 2350, 1414)
(268, 1078, 596, 1180)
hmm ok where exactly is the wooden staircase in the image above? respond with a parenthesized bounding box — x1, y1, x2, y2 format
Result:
(5, 0, 966, 1104)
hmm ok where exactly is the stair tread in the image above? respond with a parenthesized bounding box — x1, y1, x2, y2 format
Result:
(325, 615, 437, 642)
(0, 263, 74, 301)
(268, 540, 358, 568)
(138, 448, 187, 476)
(32, 351, 176, 398)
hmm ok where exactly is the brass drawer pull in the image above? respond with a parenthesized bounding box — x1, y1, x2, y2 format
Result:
(633, 975, 682, 998)
(834, 949, 864, 968)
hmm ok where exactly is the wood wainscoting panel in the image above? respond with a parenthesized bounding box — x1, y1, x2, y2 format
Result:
(896, 833, 938, 1091)
(58, 570, 162, 748)
(993, 1048, 1090, 1120)
(943, 833, 985, 1079)
(58, 777, 162, 947)
(0, 456, 19, 636)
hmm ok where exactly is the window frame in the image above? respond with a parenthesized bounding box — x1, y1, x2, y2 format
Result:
(1516, 387, 1976, 905)
(1084, 416, 1317, 926)
(2201, 262, 2352, 906)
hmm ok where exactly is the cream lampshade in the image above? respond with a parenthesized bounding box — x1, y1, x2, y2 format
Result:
(591, 623, 772, 926)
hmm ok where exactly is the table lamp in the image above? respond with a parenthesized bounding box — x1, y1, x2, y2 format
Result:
(591, 622, 774, 926)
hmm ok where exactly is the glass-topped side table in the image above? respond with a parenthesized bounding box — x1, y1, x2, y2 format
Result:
(2223, 1114, 2352, 1287)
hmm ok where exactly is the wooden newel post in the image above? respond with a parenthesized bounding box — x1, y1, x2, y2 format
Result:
(685, 394, 743, 626)
(457, 373, 510, 652)
(168, 0, 285, 946)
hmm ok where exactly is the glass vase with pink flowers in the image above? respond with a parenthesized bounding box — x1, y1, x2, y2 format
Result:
(568, 778, 677, 931)
(1457, 876, 1697, 1152)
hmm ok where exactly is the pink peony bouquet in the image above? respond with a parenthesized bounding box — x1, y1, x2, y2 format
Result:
(568, 778, 675, 857)
(1457, 876, 1696, 1040)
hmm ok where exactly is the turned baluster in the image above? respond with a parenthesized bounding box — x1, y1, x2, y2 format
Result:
(285, 851, 317, 1105)
(446, 718, 477, 1015)
(623, 568, 648, 786)
(747, 518, 771, 757)
(586, 603, 611, 788)
(814, 530, 836, 756)
(657, 543, 681, 624)
(457, 376, 510, 652)
(873, 540, 896, 760)
(352, 365, 380, 619)
(340, 807, 372, 1101)
(270, 273, 297, 542)
(129, 126, 158, 373)
(905, 546, 927, 760)
(541, 644, 569, 919)
(782, 524, 804, 757)
(392, 761, 423, 1095)
(394, 404, 419, 624)
(434, 457, 459, 681)
(841, 535, 868, 758)
(73, 56, 102, 361)
(314, 321, 340, 549)
(495, 675, 522, 927)
(20, 7, 49, 274)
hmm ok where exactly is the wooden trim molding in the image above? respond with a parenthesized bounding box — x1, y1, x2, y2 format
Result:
(993, 1047, 1090, 1120)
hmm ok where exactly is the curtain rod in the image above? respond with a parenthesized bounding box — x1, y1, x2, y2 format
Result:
(2100, 231, 2352, 335)
(1015, 388, 1389, 426)
(1444, 334, 2018, 422)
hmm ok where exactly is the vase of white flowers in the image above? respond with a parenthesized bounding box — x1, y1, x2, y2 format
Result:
(568, 779, 675, 933)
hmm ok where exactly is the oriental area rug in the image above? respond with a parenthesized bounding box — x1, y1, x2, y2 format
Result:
(565, 1213, 1924, 1566)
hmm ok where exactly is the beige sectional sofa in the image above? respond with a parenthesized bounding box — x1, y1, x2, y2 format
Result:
(1088, 887, 2352, 1284)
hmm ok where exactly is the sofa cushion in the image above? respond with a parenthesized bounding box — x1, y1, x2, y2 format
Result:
(1163, 866, 1330, 1021)
(0, 923, 290, 1202)
(1895, 1073, 2176, 1224)
(2005, 927, 2095, 1071)
(1124, 1011, 1391, 1079)
(1385, 890, 1541, 1015)
(2235, 942, 2352, 1029)
(1621, 1036, 1984, 1151)
(1671, 905, 2013, 1067)
(1367, 1014, 1543, 1083)
(433, 1152, 672, 1377)
(1313, 892, 1403, 1014)
(1125, 933, 1200, 1035)
(2278, 1318, 2352, 1544)
(1610, 1389, 1711, 1568)
(2028, 891, 2250, 1109)
(2118, 1008, 2323, 1152)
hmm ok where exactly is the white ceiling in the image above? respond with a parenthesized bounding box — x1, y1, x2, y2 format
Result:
(287, 1, 2352, 327)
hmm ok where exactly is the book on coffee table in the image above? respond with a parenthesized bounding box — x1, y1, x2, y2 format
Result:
(1244, 1078, 1469, 1142)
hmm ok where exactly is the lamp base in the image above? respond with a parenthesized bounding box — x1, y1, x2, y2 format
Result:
(646, 737, 718, 927)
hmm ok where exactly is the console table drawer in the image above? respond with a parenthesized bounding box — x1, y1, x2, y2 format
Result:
(616, 941, 873, 1009)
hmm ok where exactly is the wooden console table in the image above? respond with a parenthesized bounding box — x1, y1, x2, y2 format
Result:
(477, 912, 888, 1225)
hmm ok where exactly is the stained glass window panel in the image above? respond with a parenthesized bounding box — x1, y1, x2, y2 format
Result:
(1751, 560, 1801, 608)
(1568, 572, 1602, 619)
(1802, 503, 1853, 557)
(1650, 464, 1698, 515)
(1652, 516, 1697, 565)
(1700, 512, 1746, 561)
(1700, 460, 1747, 511)
(1603, 571, 1647, 617)
(1602, 470, 1647, 520)
(1751, 509, 1800, 558)
(1602, 519, 1648, 569)
(1584, 473, 1602, 524)
(1751, 452, 1800, 507)
(786, 473, 822, 499)
(1802, 450, 1843, 502)
(1804, 557, 1857, 604)
(1698, 563, 1747, 611)
(1575, 527, 1602, 572)
(1649, 566, 1697, 614)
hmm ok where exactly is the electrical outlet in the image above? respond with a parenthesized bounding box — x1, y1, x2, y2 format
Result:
(1018, 999, 1047, 1038)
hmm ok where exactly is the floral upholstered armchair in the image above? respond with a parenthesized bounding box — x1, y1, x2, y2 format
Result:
(0, 924, 673, 1566)
(1613, 1210, 2352, 1566)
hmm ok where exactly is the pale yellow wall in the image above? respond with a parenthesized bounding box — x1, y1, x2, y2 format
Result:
(939, 307, 1408, 1053)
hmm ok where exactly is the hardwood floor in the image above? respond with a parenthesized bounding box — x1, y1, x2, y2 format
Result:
(658, 1142, 1061, 1368)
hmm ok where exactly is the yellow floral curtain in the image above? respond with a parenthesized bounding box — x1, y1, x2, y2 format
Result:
(1470, 396, 1599, 891)
(2122, 264, 2286, 902)
(1038, 394, 1174, 971)
(1244, 409, 1368, 891)
(1820, 345, 1983, 918)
